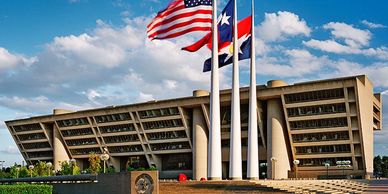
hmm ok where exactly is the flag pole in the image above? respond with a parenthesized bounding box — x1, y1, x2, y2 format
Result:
(229, 0, 242, 180)
(247, 0, 259, 180)
(208, 0, 222, 180)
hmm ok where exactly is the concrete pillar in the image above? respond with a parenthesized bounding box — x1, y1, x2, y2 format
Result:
(267, 99, 290, 179)
(53, 109, 72, 171)
(53, 124, 70, 171)
(192, 106, 208, 180)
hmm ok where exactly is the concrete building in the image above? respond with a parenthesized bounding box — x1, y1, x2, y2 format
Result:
(5, 75, 382, 179)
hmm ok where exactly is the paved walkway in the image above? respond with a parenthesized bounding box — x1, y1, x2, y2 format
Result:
(365, 179, 388, 193)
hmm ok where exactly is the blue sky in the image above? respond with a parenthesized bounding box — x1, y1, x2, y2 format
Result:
(0, 0, 387, 167)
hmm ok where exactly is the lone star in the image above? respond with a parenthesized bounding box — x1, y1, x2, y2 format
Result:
(220, 12, 231, 26)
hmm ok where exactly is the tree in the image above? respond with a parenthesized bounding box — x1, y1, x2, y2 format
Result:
(374, 155, 383, 176)
(35, 161, 48, 176)
(88, 152, 101, 175)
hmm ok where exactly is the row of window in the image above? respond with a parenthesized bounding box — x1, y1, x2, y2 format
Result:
(13, 123, 41, 132)
(108, 145, 143, 153)
(104, 135, 139, 144)
(61, 128, 94, 137)
(28, 151, 53, 158)
(150, 142, 190, 151)
(57, 118, 89, 128)
(146, 130, 187, 140)
(142, 119, 183, 130)
(18, 133, 46, 141)
(95, 113, 131, 123)
(23, 142, 51, 150)
(292, 131, 350, 143)
(221, 105, 249, 125)
(295, 144, 351, 155)
(138, 107, 180, 119)
(284, 88, 344, 104)
(299, 157, 352, 167)
(99, 124, 135, 133)
(287, 103, 346, 117)
(70, 148, 101, 155)
(221, 138, 249, 147)
(66, 138, 98, 146)
(289, 117, 348, 130)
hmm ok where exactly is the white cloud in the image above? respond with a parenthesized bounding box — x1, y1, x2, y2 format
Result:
(323, 22, 371, 48)
(257, 49, 329, 77)
(256, 11, 311, 42)
(362, 20, 386, 29)
(303, 39, 388, 60)
(0, 145, 20, 155)
(137, 92, 154, 102)
(0, 47, 36, 71)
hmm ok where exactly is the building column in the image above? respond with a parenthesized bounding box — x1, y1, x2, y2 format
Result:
(267, 99, 290, 179)
(192, 106, 208, 180)
(53, 109, 72, 171)
(53, 124, 70, 171)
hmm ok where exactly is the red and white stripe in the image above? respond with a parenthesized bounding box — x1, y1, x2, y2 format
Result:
(147, 0, 212, 40)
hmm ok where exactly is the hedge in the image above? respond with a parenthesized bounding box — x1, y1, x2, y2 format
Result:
(0, 184, 52, 194)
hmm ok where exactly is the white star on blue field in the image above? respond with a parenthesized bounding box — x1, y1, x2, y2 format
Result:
(0, 0, 388, 167)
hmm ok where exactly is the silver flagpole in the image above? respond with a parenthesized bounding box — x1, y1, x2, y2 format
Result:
(229, 0, 242, 180)
(247, 0, 259, 180)
(208, 0, 222, 180)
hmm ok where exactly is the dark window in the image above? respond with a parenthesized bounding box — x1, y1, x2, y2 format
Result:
(104, 135, 139, 143)
(18, 133, 46, 141)
(57, 118, 89, 127)
(23, 142, 51, 150)
(138, 107, 180, 119)
(287, 103, 346, 117)
(108, 145, 143, 153)
(292, 131, 349, 143)
(162, 153, 192, 171)
(61, 128, 94, 137)
(150, 142, 190, 151)
(284, 88, 344, 104)
(99, 124, 135, 133)
(146, 130, 187, 140)
(13, 123, 42, 132)
(295, 144, 351, 155)
(289, 117, 348, 130)
(66, 138, 98, 146)
(70, 148, 101, 155)
(142, 119, 183, 130)
(95, 113, 131, 123)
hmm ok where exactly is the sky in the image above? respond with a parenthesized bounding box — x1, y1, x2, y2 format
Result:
(0, 0, 387, 167)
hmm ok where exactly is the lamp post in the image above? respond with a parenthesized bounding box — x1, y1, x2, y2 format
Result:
(336, 160, 351, 178)
(46, 162, 53, 176)
(270, 157, 277, 180)
(293, 160, 300, 179)
(100, 148, 110, 173)
(0, 161, 5, 172)
(324, 162, 330, 179)
(16, 167, 20, 179)
(28, 165, 34, 178)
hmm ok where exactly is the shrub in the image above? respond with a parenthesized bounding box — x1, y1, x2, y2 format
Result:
(88, 152, 101, 175)
(0, 184, 52, 194)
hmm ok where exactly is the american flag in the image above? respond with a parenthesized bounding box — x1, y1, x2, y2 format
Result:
(147, 0, 212, 40)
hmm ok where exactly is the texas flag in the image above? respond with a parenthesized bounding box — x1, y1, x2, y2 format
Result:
(182, 0, 234, 52)
(203, 16, 252, 72)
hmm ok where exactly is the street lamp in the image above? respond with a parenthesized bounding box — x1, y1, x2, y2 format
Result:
(293, 160, 300, 179)
(28, 165, 34, 178)
(0, 161, 5, 172)
(46, 162, 53, 176)
(270, 157, 277, 180)
(336, 160, 351, 177)
(324, 162, 330, 179)
(15, 167, 20, 179)
(100, 148, 110, 173)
